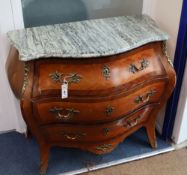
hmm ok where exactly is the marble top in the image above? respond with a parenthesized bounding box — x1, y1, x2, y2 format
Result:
(7, 15, 168, 61)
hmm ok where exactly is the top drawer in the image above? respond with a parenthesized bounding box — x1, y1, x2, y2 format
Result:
(33, 43, 166, 97)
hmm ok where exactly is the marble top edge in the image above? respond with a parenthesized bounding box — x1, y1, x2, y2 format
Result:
(7, 15, 169, 61)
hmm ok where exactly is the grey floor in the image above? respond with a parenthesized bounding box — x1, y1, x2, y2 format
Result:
(0, 129, 171, 175)
(83, 148, 187, 175)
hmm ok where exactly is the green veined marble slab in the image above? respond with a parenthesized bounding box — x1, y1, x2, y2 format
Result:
(7, 15, 168, 61)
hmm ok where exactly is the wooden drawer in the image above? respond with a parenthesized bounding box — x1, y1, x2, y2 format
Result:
(41, 104, 155, 143)
(33, 43, 166, 97)
(33, 81, 165, 125)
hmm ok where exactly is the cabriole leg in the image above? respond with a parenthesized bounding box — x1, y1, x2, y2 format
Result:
(146, 125, 157, 148)
(39, 144, 50, 175)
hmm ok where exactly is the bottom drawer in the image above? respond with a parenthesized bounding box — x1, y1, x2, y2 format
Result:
(42, 104, 157, 143)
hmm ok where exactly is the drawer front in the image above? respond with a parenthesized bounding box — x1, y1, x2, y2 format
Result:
(33, 81, 165, 125)
(33, 44, 166, 97)
(42, 105, 155, 143)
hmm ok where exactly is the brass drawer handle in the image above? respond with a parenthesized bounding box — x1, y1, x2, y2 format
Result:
(134, 89, 156, 104)
(49, 107, 80, 120)
(49, 71, 82, 83)
(129, 59, 149, 73)
(124, 114, 144, 128)
(61, 132, 86, 140)
(65, 135, 77, 140)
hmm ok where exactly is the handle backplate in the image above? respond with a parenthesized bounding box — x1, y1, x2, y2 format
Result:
(102, 65, 111, 80)
(106, 106, 114, 116)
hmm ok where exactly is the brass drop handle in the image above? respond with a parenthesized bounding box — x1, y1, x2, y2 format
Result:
(49, 107, 80, 120)
(137, 95, 150, 104)
(61, 132, 86, 140)
(64, 135, 78, 140)
(129, 59, 149, 73)
(56, 111, 71, 119)
(49, 71, 82, 84)
(134, 89, 156, 104)
(126, 119, 138, 127)
(124, 115, 144, 128)
(96, 144, 113, 152)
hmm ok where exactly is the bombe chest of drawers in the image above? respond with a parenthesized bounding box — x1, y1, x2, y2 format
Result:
(7, 15, 176, 175)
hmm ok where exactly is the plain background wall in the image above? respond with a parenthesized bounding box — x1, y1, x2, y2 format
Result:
(21, 0, 143, 27)
(0, 0, 25, 133)
(172, 66, 187, 143)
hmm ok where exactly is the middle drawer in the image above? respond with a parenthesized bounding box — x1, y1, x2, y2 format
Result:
(33, 81, 165, 125)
